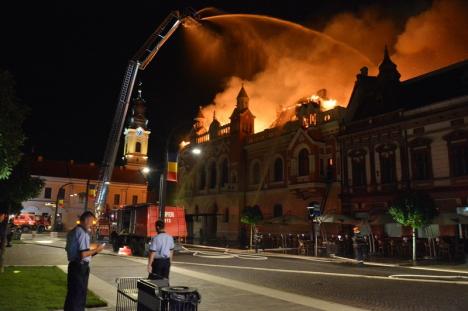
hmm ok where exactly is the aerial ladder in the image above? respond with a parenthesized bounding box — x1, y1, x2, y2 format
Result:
(95, 10, 200, 214)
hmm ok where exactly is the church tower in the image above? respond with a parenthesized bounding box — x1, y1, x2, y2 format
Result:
(123, 83, 151, 170)
(230, 84, 255, 136)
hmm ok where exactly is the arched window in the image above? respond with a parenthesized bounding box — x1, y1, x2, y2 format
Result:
(273, 204, 283, 218)
(273, 158, 283, 182)
(298, 149, 309, 176)
(252, 162, 260, 184)
(135, 142, 141, 153)
(209, 161, 217, 189)
(221, 158, 229, 187)
(199, 166, 206, 190)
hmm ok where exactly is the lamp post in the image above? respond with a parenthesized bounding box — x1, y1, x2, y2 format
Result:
(53, 182, 73, 232)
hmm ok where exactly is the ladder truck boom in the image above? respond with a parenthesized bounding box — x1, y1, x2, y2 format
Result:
(95, 10, 199, 213)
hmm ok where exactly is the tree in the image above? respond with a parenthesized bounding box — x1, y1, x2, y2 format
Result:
(240, 205, 263, 250)
(0, 159, 44, 272)
(0, 70, 28, 180)
(389, 191, 437, 263)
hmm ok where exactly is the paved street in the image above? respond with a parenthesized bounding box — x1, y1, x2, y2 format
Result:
(5, 234, 468, 311)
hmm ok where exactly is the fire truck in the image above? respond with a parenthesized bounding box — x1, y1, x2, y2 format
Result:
(109, 203, 187, 256)
(13, 213, 51, 233)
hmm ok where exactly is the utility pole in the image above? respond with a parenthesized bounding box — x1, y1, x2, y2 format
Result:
(53, 183, 72, 231)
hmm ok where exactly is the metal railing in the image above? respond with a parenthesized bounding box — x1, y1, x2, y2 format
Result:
(116, 277, 140, 311)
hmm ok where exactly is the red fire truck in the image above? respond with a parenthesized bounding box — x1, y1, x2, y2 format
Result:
(109, 203, 187, 256)
(13, 213, 51, 233)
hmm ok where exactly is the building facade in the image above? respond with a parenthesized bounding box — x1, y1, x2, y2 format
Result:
(21, 87, 151, 230)
(340, 51, 468, 238)
(177, 86, 344, 244)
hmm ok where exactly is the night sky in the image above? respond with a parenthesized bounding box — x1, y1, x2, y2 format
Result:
(1, 0, 432, 170)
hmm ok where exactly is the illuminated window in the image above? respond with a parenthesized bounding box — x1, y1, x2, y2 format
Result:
(324, 114, 331, 122)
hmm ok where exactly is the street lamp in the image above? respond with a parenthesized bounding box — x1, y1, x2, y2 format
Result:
(142, 167, 151, 174)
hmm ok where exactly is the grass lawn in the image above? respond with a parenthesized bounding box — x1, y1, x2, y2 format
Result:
(0, 266, 107, 311)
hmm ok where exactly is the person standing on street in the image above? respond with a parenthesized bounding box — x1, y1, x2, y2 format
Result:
(64, 211, 105, 311)
(147, 220, 174, 280)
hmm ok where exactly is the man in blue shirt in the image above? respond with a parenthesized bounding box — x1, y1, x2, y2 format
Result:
(64, 211, 105, 311)
(147, 220, 174, 280)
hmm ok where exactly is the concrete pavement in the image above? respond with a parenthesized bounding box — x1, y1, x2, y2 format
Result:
(8, 233, 468, 310)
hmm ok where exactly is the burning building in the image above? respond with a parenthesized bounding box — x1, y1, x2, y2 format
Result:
(177, 83, 344, 244)
(177, 48, 468, 245)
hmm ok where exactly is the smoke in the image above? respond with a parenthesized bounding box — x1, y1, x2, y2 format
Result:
(190, 1, 468, 133)
(393, 0, 468, 78)
(323, 0, 468, 79)
(189, 15, 372, 132)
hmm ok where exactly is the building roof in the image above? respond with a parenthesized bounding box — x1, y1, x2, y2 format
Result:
(348, 59, 468, 122)
(30, 158, 147, 185)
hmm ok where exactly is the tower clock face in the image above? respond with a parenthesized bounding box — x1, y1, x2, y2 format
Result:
(136, 127, 143, 136)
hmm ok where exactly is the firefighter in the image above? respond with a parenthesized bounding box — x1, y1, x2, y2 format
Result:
(147, 220, 174, 280)
(64, 211, 105, 311)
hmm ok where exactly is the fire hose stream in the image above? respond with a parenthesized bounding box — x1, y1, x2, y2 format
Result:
(179, 246, 268, 260)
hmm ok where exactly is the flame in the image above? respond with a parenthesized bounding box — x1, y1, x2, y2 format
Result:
(322, 99, 337, 111)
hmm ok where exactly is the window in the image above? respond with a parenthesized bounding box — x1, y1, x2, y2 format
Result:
(273, 158, 283, 182)
(132, 195, 138, 204)
(221, 158, 229, 187)
(319, 158, 325, 176)
(252, 162, 260, 184)
(199, 166, 206, 190)
(409, 138, 432, 180)
(450, 142, 468, 177)
(412, 148, 432, 180)
(273, 204, 283, 218)
(135, 142, 141, 153)
(380, 152, 396, 183)
(114, 194, 120, 205)
(44, 187, 52, 199)
(224, 208, 230, 223)
(209, 161, 217, 189)
(298, 149, 309, 176)
(378, 145, 397, 184)
(350, 150, 367, 187)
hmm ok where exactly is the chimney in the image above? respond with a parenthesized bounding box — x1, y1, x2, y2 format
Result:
(37, 155, 44, 162)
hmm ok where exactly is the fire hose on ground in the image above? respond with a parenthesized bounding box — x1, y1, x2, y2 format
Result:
(179, 245, 268, 260)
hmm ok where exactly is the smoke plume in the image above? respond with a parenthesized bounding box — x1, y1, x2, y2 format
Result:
(190, 0, 468, 133)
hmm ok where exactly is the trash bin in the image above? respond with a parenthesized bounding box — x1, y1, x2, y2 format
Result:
(159, 286, 201, 311)
(137, 278, 170, 311)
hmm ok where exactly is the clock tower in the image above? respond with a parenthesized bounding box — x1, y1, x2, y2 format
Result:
(123, 83, 151, 170)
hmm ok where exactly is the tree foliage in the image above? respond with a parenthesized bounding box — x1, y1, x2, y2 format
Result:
(0, 70, 28, 180)
(241, 205, 263, 225)
(389, 191, 437, 229)
(0, 158, 44, 214)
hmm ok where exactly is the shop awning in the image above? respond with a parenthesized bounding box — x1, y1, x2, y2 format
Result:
(431, 213, 468, 225)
